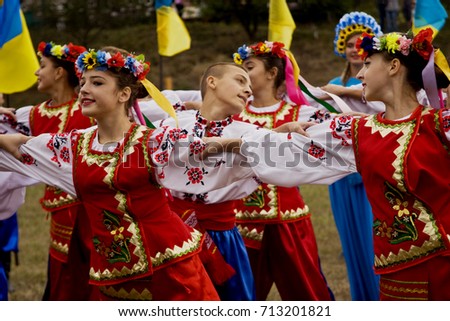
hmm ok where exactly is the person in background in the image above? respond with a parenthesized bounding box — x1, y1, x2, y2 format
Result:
(386, 0, 400, 32)
(231, 40, 335, 301)
(376, 0, 387, 30)
(0, 41, 98, 300)
(325, 12, 382, 301)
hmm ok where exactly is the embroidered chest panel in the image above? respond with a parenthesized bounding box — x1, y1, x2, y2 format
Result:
(354, 109, 450, 271)
(73, 126, 201, 284)
(235, 101, 299, 129)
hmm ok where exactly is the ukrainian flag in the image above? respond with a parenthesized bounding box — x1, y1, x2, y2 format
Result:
(156, 0, 191, 57)
(413, 0, 448, 37)
(268, 0, 296, 50)
(0, 0, 39, 94)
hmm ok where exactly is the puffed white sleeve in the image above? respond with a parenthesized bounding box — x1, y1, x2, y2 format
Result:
(0, 105, 32, 135)
(0, 132, 77, 196)
(240, 115, 358, 186)
(149, 125, 254, 194)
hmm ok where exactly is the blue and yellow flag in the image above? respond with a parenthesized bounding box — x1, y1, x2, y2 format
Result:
(0, 0, 39, 94)
(412, 0, 448, 38)
(155, 0, 191, 57)
(268, 0, 296, 50)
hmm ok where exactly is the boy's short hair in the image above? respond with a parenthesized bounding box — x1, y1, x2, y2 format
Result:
(200, 62, 247, 98)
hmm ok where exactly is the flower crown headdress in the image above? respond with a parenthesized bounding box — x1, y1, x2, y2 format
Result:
(355, 28, 434, 61)
(232, 41, 309, 107)
(37, 41, 86, 63)
(75, 49, 178, 126)
(233, 41, 286, 65)
(75, 49, 150, 81)
(333, 11, 382, 58)
(356, 28, 450, 109)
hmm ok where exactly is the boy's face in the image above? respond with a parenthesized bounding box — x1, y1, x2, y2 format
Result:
(214, 65, 252, 116)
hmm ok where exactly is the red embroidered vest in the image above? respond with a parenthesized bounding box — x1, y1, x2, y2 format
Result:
(30, 97, 95, 261)
(353, 106, 450, 274)
(72, 124, 202, 285)
(233, 101, 310, 247)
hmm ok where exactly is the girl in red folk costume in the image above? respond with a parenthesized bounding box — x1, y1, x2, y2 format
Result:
(231, 41, 334, 300)
(0, 41, 97, 300)
(0, 48, 253, 300)
(238, 29, 450, 300)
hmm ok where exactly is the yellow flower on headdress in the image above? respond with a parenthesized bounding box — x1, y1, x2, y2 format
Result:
(260, 43, 270, 53)
(82, 51, 97, 70)
(50, 45, 64, 59)
(385, 33, 400, 54)
(233, 53, 243, 65)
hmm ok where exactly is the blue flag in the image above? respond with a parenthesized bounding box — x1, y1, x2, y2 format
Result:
(0, 0, 39, 94)
(413, 0, 448, 37)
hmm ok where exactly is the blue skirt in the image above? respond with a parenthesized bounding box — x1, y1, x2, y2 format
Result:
(0, 213, 19, 301)
(208, 227, 256, 300)
(328, 173, 380, 300)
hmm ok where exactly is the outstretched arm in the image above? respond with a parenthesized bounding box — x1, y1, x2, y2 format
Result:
(0, 132, 76, 196)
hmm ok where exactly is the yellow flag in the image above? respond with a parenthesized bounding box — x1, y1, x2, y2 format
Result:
(0, 1, 39, 94)
(268, 0, 296, 49)
(156, 5, 191, 57)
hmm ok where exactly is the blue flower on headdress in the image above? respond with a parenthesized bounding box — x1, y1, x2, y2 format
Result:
(95, 51, 109, 71)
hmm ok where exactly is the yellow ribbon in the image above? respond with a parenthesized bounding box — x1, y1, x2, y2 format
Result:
(141, 79, 178, 127)
(285, 50, 300, 84)
(434, 49, 450, 82)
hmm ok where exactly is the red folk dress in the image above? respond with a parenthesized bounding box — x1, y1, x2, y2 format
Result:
(353, 106, 450, 300)
(29, 96, 96, 300)
(233, 100, 334, 300)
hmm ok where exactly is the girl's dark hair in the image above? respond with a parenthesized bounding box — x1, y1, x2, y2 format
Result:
(99, 46, 148, 109)
(371, 49, 450, 91)
(252, 53, 286, 89)
(47, 56, 79, 88)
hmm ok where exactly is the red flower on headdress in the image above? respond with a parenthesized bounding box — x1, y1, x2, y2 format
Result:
(411, 28, 434, 60)
(271, 42, 286, 58)
(355, 32, 375, 60)
(107, 52, 125, 68)
(66, 43, 87, 62)
(37, 41, 46, 54)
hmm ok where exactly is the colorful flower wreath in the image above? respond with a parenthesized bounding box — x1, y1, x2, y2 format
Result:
(333, 11, 382, 58)
(233, 41, 286, 65)
(355, 28, 434, 61)
(37, 41, 87, 63)
(75, 49, 151, 80)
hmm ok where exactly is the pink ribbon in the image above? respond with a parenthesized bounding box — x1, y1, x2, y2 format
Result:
(284, 56, 310, 106)
(133, 100, 146, 125)
(422, 49, 444, 109)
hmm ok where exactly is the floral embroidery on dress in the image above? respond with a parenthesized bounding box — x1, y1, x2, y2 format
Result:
(21, 153, 37, 166)
(189, 140, 205, 156)
(46, 133, 69, 167)
(307, 141, 326, 160)
(330, 115, 352, 146)
(0, 114, 31, 135)
(442, 111, 450, 132)
(184, 166, 208, 185)
(93, 210, 132, 264)
(243, 185, 266, 208)
(308, 110, 332, 124)
(373, 181, 419, 244)
(194, 111, 233, 137)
